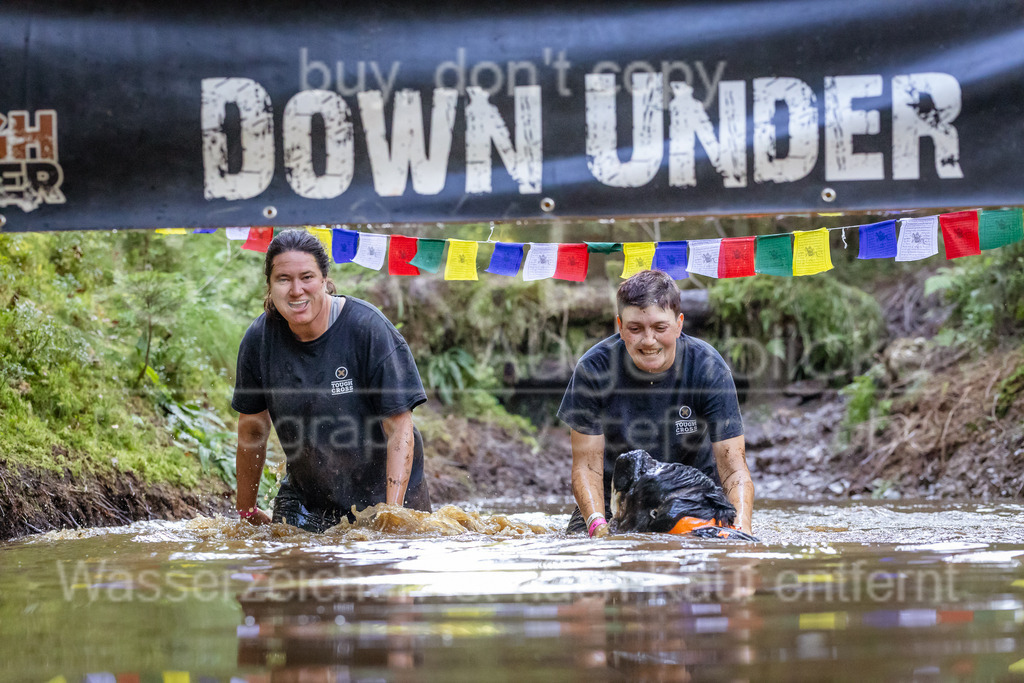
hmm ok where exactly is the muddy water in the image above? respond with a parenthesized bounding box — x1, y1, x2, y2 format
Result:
(3, 500, 1024, 682)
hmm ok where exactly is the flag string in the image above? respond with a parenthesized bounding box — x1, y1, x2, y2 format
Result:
(157, 206, 1023, 281)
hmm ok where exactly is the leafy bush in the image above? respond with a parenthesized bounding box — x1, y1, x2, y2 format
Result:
(839, 370, 893, 441)
(708, 276, 886, 383)
(924, 241, 1024, 348)
(424, 347, 536, 439)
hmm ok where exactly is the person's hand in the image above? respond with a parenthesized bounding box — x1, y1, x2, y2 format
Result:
(591, 522, 610, 539)
(238, 507, 272, 526)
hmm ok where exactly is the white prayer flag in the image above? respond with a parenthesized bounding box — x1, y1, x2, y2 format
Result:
(226, 227, 250, 241)
(522, 243, 558, 281)
(896, 217, 939, 262)
(686, 239, 722, 278)
(352, 233, 388, 270)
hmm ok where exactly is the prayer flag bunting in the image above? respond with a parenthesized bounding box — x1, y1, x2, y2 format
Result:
(388, 235, 421, 276)
(226, 227, 250, 241)
(896, 217, 939, 262)
(444, 240, 479, 281)
(857, 220, 898, 260)
(242, 227, 274, 253)
(408, 238, 446, 273)
(719, 236, 756, 278)
(309, 226, 333, 253)
(331, 228, 359, 263)
(486, 242, 525, 276)
(792, 228, 833, 276)
(687, 239, 722, 278)
(585, 242, 623, 254)
(979, 208, 1024, 251)
(653, 240, 688, 279)
(155, 228, 188, 235)
(755, 234, 793, 276)
(352, 233, 387, 270)
(523, 243, 558, 281)
(554, 243, 589, 281)
(939, 210, 980, 259)
(621, 242, 656, 278)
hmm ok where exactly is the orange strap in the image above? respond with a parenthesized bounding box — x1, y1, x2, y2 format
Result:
(668, 516, 735, 535)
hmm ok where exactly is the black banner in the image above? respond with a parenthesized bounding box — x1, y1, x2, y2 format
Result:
(1, 0, 1022, 231)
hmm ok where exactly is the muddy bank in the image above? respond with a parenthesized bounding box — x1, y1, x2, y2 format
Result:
(0, 462, 233, 541)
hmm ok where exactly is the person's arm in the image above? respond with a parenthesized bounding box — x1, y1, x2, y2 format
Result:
(713, 435, 754, 533)
(382, 410, 416, 506)
(236, 410, 273, 525)
(570, 429, 609, 538)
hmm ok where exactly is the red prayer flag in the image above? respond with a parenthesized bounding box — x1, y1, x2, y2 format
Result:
(553, 243, 589, 281)
(718, 236, 756, 278)
(242, 226, 273, 253)
(939, 210, 980, 259)
(388, 235, 421, 276)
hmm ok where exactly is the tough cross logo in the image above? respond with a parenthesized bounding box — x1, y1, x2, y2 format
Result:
(0, 110, 65, 212)
(332, 366, 353, 395)
(675, 404, 697, 435)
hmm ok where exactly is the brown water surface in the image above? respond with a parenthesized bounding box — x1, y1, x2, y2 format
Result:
(2, 500, 1024, 682)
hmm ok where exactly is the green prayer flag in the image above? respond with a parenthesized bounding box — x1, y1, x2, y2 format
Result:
(755, 234, 793, 276)
(408, 239, 446, 273)
(978, 208, 1024, 251)
(585, 242, 623, 254)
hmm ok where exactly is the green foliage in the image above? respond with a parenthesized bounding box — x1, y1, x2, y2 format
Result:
(0, 231, 263, 490)
(925, 241, 1024, 348)
(995, 361, 1024, 419)
(424, 347, 536, 440)
(839, 370, 893, 441)
(708, 276, 886, 382)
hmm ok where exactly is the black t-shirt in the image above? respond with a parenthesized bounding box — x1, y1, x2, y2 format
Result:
(232, 296, 428, 514)
(557, 332, 743, 498)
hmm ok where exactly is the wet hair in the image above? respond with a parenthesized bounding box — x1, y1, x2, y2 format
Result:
(262, 229, 337, 318)
(616, 270, 682, 317)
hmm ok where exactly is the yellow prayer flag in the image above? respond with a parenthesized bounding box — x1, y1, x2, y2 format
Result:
(621, 242, 656, 278)
(792, 228, 833, 276)
(155, 228, 188, 235)
(444, 239, 479, 280)
(308, 226, 333, 252)
(163, 673, 190, 683)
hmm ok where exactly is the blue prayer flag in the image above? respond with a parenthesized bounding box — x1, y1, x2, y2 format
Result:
(332, 228, 360, 264)
(857, 220, 898, 260)
(653, 240, 689, 279)
(191, 228, 217, 234)
(486, 242, 525, 276)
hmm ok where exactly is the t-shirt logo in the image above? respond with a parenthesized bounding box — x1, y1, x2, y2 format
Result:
(676, 405, 697, 435)
(332, 366, 354, 395)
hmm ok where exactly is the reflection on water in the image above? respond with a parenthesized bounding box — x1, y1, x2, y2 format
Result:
(3, 500, 1024, 682)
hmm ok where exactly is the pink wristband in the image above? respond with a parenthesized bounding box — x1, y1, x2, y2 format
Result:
(238, 508, 258, 519)
(588, 517, 608, 537)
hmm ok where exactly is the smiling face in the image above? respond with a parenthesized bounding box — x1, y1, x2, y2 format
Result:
(617, 304, 684, 374)
(268, 250, 330, 340)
